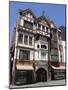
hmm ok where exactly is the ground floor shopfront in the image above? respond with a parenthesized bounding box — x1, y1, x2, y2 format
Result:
(14, 60, 48, 85)
(15, 68, 48, 85)
(11, 60, 66, 85)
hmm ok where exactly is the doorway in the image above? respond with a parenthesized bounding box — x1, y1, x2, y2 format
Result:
(36, 68, 47, 82)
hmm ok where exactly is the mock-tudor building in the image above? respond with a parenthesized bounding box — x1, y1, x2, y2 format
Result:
(10, 9, 66, 85)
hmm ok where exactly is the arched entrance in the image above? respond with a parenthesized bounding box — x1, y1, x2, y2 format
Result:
(36, 68, 47, 82)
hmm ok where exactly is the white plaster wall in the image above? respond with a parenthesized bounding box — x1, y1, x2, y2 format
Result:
(22, 13, 34, 23)
(20, 19, 24, 26)
(35, 51, 40, 60)
(35, 40, 48, 61)
(16, 48, 19, 59)
(30, 50, 34, 60)
(41, 51, 48, 60)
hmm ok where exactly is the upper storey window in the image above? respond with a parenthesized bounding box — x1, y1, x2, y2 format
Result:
(46, 27, 50, 33)
(24, 35, 28, 45)
(29, 36, 32, 45)
(41, 45, 47, 49)
(42, 25, 45, 31)
(24, 20, 33, 29)
(38, 24, 41, 30)
(46, 27, 48, 32)
(18, 33, 23, 43)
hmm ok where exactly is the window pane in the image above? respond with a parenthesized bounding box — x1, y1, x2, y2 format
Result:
(19, 50, 30, 60)
(18, 33, 23, 43)
(42, 26, 45, 31)
(24, 20, 33, 29)
(29, 36, 32, 45)
(37, 45, 39, 48)
(19, 50, 23, 60)
(38, 24, 41, 30)
(41, 45, 47, 49)
(24, 35, 28, 45)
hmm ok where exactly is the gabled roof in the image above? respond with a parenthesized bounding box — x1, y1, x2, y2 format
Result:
(37, 15, 47, 22)
(19, 8, 36, 19)
(37, 15, 51, 27)
(50, 20, 57, 28)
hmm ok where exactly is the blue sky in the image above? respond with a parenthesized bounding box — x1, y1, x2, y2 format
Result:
(9, 1, 66, 46)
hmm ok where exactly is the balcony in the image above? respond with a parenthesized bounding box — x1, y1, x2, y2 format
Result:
(16, 60, 34, 70)
(18, 25, 36, 34)
(16, 60, 33, 65)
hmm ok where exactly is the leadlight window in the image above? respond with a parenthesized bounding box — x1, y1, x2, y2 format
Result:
(38, 24, 41, 30)
(24, 35, 28, 45)
(24, 20, 33, 29)
(19, 50, 30, 60)
(18, 33, 23, 43)
(29, 36, 32, 45)
(41, 45, 47, 49)
(46, 27, 48, 32)
(37, 45, 39, 48)
(51, 55, 59, 61)
(42, 26, 45, 31)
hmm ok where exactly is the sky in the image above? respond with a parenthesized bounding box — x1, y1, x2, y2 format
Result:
(9, 1, 66, 46)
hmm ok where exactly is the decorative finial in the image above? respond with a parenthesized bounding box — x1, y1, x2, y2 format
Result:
(42, 11, 45, 16)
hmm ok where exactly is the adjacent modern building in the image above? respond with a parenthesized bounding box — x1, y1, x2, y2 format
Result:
(10, 9, 66, 85)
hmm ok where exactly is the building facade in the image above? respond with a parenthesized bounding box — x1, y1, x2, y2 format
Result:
(10, 9, 66, 85)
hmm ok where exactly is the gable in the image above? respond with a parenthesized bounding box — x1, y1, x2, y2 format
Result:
(39, 20, 48, 26)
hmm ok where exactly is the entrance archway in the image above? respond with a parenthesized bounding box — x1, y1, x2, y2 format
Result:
(36, 68, 47, 82)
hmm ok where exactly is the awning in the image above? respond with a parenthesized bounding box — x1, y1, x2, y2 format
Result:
(16, 64, 34, 70)
(51, 65, 65, 70)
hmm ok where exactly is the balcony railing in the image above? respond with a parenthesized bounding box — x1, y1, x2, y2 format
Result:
(16, 60, 33, 65)
(18, 25, 36, 34)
